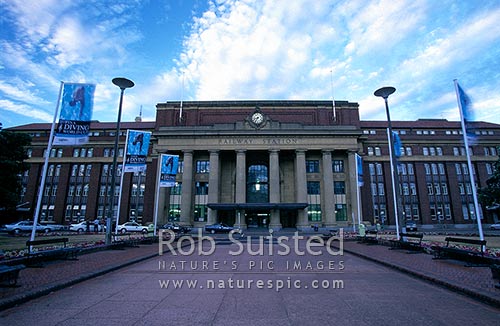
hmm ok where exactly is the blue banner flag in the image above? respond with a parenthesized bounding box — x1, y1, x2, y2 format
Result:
(356, 153, 363, 186)
(124, 130, 151, 173)
(54, 83, 96, 145)
(455, 81, 476, 143)
(392, 131, 402, 158)
(160, 154, 179, 187)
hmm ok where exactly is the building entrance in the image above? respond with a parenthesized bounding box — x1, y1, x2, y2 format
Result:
(246, 211, 270, 229)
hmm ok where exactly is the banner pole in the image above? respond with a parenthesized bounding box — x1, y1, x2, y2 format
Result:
(153, 154, 163, 236)
(30, 82, 64, 242)
(114, 130, 129, 234)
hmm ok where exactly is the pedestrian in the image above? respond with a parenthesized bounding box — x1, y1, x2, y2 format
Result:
(86, 219, 90, 233)
(93, 218, 99, 232)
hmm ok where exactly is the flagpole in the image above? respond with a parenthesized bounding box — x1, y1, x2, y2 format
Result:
(387, 127, 400, 239)
(153, 154, 163, 236)
(114, 130, 130, 234)
(454, 79, 484, 242)
(330, 69, 336, 120)
(30, 81, 64, 242)
(355, 153, 362, 231)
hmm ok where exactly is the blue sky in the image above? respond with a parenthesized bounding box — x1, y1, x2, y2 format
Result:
(1, 0, 500, 128)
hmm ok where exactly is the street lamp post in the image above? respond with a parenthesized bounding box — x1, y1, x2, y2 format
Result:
(106, 77, 134, 245)
(374, 86, 404, 239)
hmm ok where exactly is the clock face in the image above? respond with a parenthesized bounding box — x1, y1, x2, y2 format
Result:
(252, 112, 264, 124)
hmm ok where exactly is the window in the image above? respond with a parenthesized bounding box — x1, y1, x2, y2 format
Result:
(57, 148, 63, 157)
(378, 183, 384, 195)
(486, 163, 493, 175)
(307, 181, 321, 195)
(335, 204, 347, 221)
(424, 164, 431, 175)
(438, 163, 445, 175)
(306, 160, 320, 173)
(410, 183, 417, 195)
(73, 148, 80, 157)
(369, 164, 375, 176)
(332, 160, 344, 173)
(196, 160, 210, 173)
(408, 163, 414, 175)
(374, 147, 381, 156)
(405, 147, 412, 156)
(442, 183, 448, 195)
(376, 163, 383, 175)
(402, 183, 409, 195)
(458, 183, 465, 195)
(308, 204, 322, 222)
(423, 147, 429, 156)
(431, 164, 438, 175)
(334, 181, 345, 194)
(427, 183, 434, 195)
(367, 147, 374, 156)
(195, 182, 209, 195)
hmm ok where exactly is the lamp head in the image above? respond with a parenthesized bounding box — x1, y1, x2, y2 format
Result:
(112, 77, 135, 90)
(374, 86, 396, 99)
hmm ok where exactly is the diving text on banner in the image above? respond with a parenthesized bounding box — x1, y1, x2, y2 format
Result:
(159, 154, 179, 187)
(124, 130, 152, 173)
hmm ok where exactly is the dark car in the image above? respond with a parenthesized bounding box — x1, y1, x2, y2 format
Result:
(405, 221, 417, 232)
(161, 222, 191, 234)
(204, 223, 237, 234)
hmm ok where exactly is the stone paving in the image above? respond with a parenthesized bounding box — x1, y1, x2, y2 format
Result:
(0, 235, 499, 325)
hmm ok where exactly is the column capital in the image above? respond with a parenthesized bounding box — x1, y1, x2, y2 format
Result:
(269, 149, 280, 154)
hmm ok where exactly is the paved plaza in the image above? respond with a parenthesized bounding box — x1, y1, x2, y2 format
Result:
(0, 235, 499, 325)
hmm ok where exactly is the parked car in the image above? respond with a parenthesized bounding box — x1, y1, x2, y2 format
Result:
(405, 221, 418, 232)
(161, 222, 191, 234)
(204, 223, 237, 234)
(490, 223, 500, 230)
(70, 221, 103, 233)
(116, 221, 149, 234)
(4, 221, 55, 234)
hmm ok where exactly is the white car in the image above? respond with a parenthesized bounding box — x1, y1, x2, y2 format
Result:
(70, 221, 103, 233)
(117, 221, 149, 234)
(4, 221, 55, 234)
(490, 223, 500, 230)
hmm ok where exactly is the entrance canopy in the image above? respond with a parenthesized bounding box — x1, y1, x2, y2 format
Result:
(207, 203, 308, 211)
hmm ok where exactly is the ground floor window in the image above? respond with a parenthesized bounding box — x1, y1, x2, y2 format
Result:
(335, 204, 347, 221)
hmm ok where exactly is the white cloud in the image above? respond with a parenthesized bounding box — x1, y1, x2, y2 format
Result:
(0, 99, 53, 122)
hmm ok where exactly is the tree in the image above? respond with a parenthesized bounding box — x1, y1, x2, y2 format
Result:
(478, 148, 500, 210)
(0, 130, 32, 211)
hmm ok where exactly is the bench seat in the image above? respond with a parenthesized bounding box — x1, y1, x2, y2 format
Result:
(0, 264, 25, 286)
(26, 238, 79, 266)
(431, 237, 487, 266)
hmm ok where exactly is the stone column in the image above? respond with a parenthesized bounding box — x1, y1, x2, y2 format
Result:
(295, 149, 308, 229)
(180, 150, 193, 226)
(322, 150, 335, 227)
(269, 149, 282, 230)
(235, 150, 246, 228)
(207, 150, 220, 224)
(348, 150, 359, 226)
